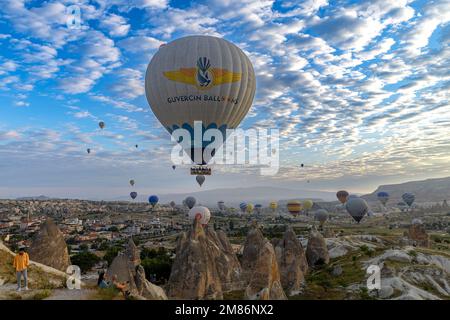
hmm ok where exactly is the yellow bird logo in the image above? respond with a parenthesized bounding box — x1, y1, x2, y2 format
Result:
(163, 57, 241, 90)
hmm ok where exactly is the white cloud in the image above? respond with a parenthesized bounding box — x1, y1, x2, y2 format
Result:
(100, 13, 130, 37)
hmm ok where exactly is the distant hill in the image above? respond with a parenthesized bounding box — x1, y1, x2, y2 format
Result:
(15, 195, 52, 201)
(143, 186, 336, 206)
(363, 176, 450, 203)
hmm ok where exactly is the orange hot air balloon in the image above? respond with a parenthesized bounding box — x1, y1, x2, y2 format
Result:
(287, 200, 302, 216)
(336, 190, 349, 204)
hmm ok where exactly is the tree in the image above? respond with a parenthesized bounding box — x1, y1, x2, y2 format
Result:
(104, 246, 122, 266)
(71, 251, 101, 273)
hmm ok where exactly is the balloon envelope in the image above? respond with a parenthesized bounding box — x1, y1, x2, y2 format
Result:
(287, 200, 302, 216)
(188, 206, 211, 225)
(185, 196, 196, 209)
(336, 190, 349, 204)
(196, 175, 205, 186)
(145, 35, 256, 165)
(269, 201, 278, 210)
(239, 202, 247, 213)
(99, 121, 105, 129)
(129, 179, 135, 186)
(246, 203, 254, 214)
(303, 200, 313, 210)
(148, 195, 159, 207)
(345, 197, 369, 223)
(315, 209, 328, 224)
(402, 193, 415, 207)
(377, 191, 389, 205)
(130, 192, 137, 200)
(169, 201, 176, 208)
(218, 201, 225, 211)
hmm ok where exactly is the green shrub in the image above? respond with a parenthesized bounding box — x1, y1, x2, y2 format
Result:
(71, 251, 101, 273)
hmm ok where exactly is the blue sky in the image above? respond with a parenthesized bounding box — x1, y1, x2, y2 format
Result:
(0, 0, 449, 199)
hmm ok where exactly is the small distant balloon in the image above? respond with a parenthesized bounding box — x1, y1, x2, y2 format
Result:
(218, 201, 225, 211)
(301, 164, 304, 168)
(402, 193, 415, 207)
(239, 202, 247, 214)
(172, 165, 176, 170)
(336, 190, 349, 204)
(287, 200, 302, 216)
(129, 179, 135, 186)
(377, 191, 389, 206)
(315, 209, 328, 226)
(196, 175, 205, 187)
(185, 196, 196, 209)
(148, 195, 159, 208)
(269, 201, 278, 212)
(87, 148, 91, 154)
(246, 203, 254, 214)
(135, 144, 138, 148)
(254, 204, 263, 214)
(130, 192, 137, 200)
(169, 201, 176, 208)
(303, 200, 313, 211)
(99, 121, 105, 129)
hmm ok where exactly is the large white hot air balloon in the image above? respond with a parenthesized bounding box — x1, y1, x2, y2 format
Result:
(145, 35, 256, 165)
(188, 206, 211, 226)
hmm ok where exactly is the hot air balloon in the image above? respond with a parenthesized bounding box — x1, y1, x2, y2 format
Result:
(196, 175, 205, 187)
(345, 197, 369, 223)
(287, 200, 302, 216)
(169, 201, 176, 208)
(246, 203, 254, 214)
(145, 35, 256, 166)
(185, 196, 196, 209)
(99, 121, 105, 129)
(301, 164, 304, 168)
(172, 165, 176, 170)
(239, 202, 247, 214)
(269, 201, 278, 213)
(135, 144, 138, 148)
(218, 201, 225, 211)
(303, 200, 313, 214)
(336, 190, 349, 204)
(397, 201, 407, 212)
(130, 192, 137, 200)
(87, 148, 91, 154)
(148, 195, 159, 208)
(402, 193, 415, 207)
(254, 204, 263, 214)
(129, 179, 135, 187)
(377, 191, 389, 206)
(188, 206, 211, 226)
(315, 209, 328, 227)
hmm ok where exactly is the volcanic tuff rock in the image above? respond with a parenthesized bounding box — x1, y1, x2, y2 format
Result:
(167, 219, 243, 299)
(242, 225, 287, 300)
(274, 227, 308, 296)
(241, 225, 266, 282)
(244, 240, 287, 300)
(28, 218, 71, 272)
(306, 229, 330, 267)
(405, 223, 430, 248)
(106, 238, 167, 300)
(205, 228, 243, 291)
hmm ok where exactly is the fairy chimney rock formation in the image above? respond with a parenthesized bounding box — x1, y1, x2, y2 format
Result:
(28, 218, 71, 272)
(274, 227, 308, 295)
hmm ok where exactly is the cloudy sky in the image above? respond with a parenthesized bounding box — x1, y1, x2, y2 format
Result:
(0, 0, 449, 200)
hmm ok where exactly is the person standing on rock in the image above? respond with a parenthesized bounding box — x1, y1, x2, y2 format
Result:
(13, 246, 29, 291)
